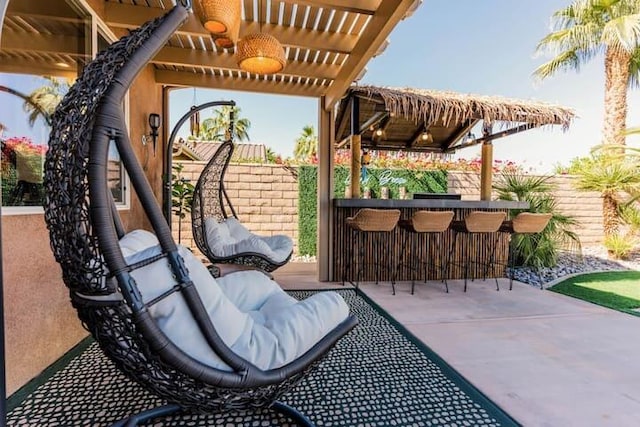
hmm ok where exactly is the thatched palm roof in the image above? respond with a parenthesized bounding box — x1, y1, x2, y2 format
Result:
(335, 85, 576, 153)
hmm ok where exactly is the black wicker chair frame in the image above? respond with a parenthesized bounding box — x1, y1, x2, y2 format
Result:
(163, 99, 236, 225)
(42, 2, 357, 426)
(191, 139, 293, 272)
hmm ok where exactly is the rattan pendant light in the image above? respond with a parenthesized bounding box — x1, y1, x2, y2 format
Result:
(236, 33, 286, 74)
(194, 0, 241, 35)
(235, 0, 286, 74)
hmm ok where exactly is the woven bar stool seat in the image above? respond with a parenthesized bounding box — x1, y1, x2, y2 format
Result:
(343, 208, 401, 293)
(499, 212, 552, 290)
(397, 210, 454, 295)
(448, 211, 506, 292)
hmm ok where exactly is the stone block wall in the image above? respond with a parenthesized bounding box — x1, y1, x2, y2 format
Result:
(173, 161, 299, 256)
(172, 164, 606, 256)
(448, 171, 604, 246)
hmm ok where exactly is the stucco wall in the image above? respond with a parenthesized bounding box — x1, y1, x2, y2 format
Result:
(448, 171, 604, 246)
(173, 161, 299, 257)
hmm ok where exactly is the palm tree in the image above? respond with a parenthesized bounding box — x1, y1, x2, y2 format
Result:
(293, 125, 317, 161)
(24, 77, 70, 126)
(534, 0, 640, 146)
(198, 106, 250, 142)
(568, 145, 640, 236)
(0, 85, 52, 126)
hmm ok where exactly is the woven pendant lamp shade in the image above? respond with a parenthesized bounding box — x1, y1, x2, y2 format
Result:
(236, 33, 286, 74)
(194, 0, 241, 35)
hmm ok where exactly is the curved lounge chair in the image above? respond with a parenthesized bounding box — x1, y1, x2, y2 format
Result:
(42, 2, 357, 426)
(191, 140, 293, 272)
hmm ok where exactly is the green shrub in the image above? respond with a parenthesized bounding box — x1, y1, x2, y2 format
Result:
(298, 166, 318, 256)
(494, 172, 581, 268)
(604, 233, 636, 260)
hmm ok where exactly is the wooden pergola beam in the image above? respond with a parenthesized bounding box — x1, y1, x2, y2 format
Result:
(360, 140, 444, 152)
(281, 0, 380, 15)
(0, 58, 77, 79)
(440, 118, 479, 150)
(334, 96, 352, 146)
(104, 3, 357, 54)
(359, 111, 388, 135)
(6, 0, 78, 19)
(155, 70, 327, 98)
(1, 30, 86, 57)
(152, 46, 340, 80)
(447, 122, 539, 152)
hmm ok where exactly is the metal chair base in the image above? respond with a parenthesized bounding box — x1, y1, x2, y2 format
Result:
(110, 401, 315, 427)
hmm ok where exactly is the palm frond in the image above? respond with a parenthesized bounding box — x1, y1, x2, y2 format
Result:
(602, 13, 640, 51)
(533, 50, 582, 79)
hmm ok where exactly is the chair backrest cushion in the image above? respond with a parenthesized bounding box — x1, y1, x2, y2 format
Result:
(464, 211, 506, 233)
(512, 212, 552, 234)
(347, 208, 400, 232)
(411, 210, 454, 233)
(119, 229, 161, 257)
(204, 217, 233, 255)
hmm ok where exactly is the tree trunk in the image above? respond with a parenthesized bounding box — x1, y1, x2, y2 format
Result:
(602, 192, 619, 236)
(602, 47, 631, 146)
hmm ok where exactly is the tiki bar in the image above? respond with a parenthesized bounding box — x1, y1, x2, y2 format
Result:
(330, 86, 575, 283)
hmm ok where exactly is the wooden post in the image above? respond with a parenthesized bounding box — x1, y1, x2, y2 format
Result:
(350, 134, 361, 198)
(480, 141, 493, 201)
(317, 96, 334, 281)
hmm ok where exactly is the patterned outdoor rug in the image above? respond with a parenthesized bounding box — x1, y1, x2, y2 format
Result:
(8, 290, 519, 426)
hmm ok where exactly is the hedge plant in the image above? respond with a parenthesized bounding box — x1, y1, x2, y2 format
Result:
(298, 165, 448, 256)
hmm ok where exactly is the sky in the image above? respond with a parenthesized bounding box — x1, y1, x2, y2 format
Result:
(169, 0, 640, 173)
(0, 74, 51, 144)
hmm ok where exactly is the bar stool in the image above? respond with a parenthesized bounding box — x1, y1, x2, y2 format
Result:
(448, 211, 506, 292)
(499, 212, 552, 290)
(343, 208, 401, 293)
(397, 210, 454, 295)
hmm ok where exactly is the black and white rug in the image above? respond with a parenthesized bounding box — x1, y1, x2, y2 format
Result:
(8, 290, 518, 426)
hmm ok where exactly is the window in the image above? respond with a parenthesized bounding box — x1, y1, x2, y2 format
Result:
(0, 0, 128, 212)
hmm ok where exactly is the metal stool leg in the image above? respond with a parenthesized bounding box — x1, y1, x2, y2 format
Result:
(485, 233, 501, 291)
(508, 234, 515, 291)
(438, 234, 449, 293)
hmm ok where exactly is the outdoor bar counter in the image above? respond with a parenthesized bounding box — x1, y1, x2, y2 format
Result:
(332, 198, 530, 283)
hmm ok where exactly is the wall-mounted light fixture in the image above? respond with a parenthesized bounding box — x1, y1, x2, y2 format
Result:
(148, 113, 161, 155)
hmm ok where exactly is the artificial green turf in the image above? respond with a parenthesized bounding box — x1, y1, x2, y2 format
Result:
(549, 271, 640, 315)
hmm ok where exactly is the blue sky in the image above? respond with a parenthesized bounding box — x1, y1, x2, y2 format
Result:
(170, 0, 640, 173)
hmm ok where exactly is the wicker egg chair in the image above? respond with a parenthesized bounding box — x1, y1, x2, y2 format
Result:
(42, 2, 357, 426)
(191, 139, 293, 273)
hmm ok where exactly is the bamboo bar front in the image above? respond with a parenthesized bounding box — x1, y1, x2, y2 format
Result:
(332, 198, 529, 283)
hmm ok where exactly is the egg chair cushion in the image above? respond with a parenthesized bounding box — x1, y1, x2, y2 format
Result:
(119, 230, 349, 371)
(204, 217, 293, 263)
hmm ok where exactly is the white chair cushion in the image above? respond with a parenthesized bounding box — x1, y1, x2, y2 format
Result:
(204, 217, 232, 256)
(119, 229, 159, 257)
(119, 230, 349, 371)
(204, 217, 293, 263)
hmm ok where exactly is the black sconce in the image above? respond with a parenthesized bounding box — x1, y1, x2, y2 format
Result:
(148, 113, 161, 155)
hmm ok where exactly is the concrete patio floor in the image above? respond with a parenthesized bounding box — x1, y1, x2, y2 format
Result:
(273, 263, 640, 427)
